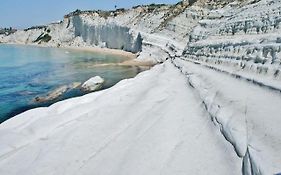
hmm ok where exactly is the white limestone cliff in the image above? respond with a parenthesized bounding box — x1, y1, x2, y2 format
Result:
(1, 0, 281, 174)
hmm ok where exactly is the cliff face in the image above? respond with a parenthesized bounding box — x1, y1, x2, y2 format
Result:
(1, 0, 281, 79)
(70, 15, 142, 53)
(183, 0, 281, 81)
(0, 11, 144, 53)
(1, 1, 281, 175)
(0, 2, 195, 61)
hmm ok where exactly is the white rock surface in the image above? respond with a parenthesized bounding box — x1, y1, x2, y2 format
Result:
(81, 76, 105, 92)
(0, 62, 242, 175)
(1, 0, 281, 175)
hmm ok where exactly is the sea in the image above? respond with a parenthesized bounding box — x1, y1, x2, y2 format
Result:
(0, 44, 144, 123)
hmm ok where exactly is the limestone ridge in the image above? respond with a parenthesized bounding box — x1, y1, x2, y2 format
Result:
(0, 0, 242, 56)
(1, 0, 281, 69)
(70, 15, 142, 53)
(184, 0, 281, 81)
(1, 1, 281, 175)
(0, 1, 197, 55)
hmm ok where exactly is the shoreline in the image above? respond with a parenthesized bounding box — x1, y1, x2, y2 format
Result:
(0, 42, 156, 123)
(62, 46, 156, 67)
(62, 46, 136, 59)
(1, 42, 156, 67)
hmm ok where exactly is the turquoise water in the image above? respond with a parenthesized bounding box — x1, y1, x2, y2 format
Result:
(0, 44, 143, 123)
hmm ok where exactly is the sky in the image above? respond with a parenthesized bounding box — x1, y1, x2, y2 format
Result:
(0, 0, 179, 29)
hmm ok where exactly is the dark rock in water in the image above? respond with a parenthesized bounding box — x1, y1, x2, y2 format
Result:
(34, 82, 81, 103)
(34, 85, 69, 103)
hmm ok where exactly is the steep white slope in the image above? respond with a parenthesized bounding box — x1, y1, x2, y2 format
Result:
(184, 0, 281, 82)
(174, 57, 281, 174)
(0, 2, 196, 62)
(0, 62, 241, 175)
(1, 0, 281, 174)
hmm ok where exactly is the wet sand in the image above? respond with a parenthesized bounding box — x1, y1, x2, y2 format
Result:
(63, 46, 156, 67)
(3, 42, 156, 67)
(63, 46, 136, 59)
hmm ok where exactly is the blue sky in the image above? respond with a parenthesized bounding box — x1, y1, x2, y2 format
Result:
(1, 0, 179, 29)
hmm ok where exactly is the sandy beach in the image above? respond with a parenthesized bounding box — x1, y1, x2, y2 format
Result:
(62, 46, 136, 59)
(62, 46, 156, 67)
(2, 42, 156, 67)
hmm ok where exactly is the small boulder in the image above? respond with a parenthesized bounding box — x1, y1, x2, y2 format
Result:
(34, 82, 82, 103)
(81, 76, 105, 92)
(34, 85, 69, 103)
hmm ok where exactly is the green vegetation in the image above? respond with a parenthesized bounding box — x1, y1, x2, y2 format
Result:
(98, 11, 111, 19)
(33, 33, 52, 43)
(64, 8, 128, 19)
(0, 27, 17, 35)
(148, 3, 166, 8)
(153, 1, 189, 32)
(133, 3, 166, 9)
(24, 25, 47, 32)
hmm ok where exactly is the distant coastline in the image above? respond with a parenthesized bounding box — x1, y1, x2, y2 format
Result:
(1, 42, 155, 67)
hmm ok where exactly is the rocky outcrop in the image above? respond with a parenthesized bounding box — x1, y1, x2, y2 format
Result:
(184, 0, 281, 80)
(1, 1, 281, 175)
(81, 76, 105, 92)
(70, 15, 142, 53)
(0, 1, 195, 60)
(34, 82, 81, 103)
